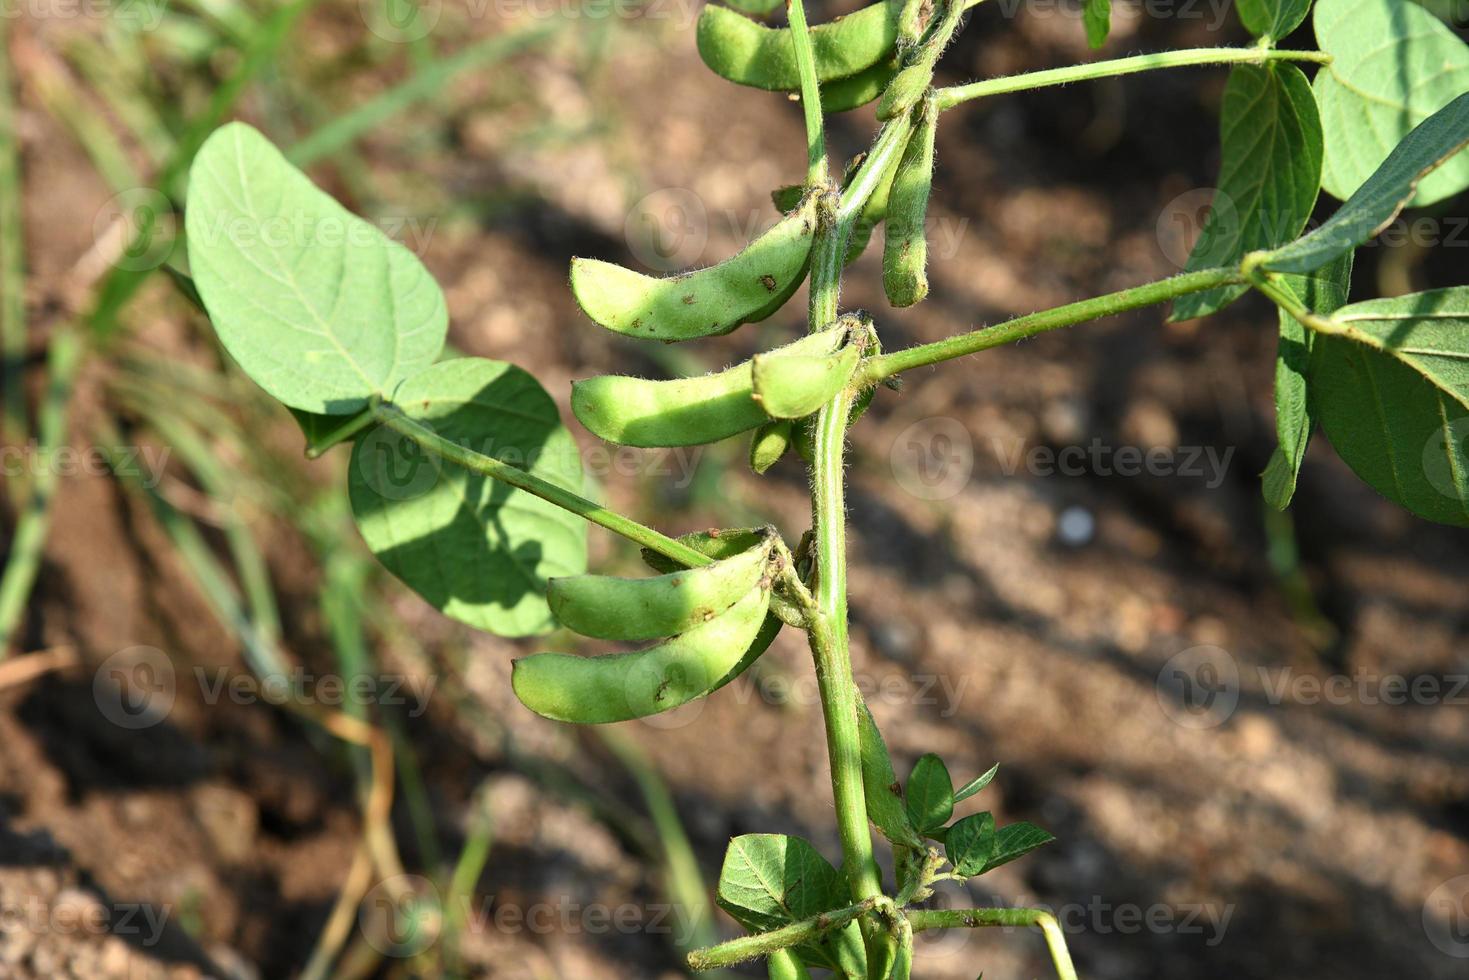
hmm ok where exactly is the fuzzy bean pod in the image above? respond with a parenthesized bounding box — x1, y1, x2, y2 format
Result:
(882, 98, 937, 308)
(751, 338, 861, 419)
(749, 419, 795, 474)
(511, 584, 773, 724)
(696, 1, 902, 92)
(547, 539, 772, 642)
(571, 326, 856, 447)
(570, 194, 817, 341)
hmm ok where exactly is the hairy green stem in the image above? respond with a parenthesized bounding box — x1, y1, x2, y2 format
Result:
(1244, 266, 1347, 337)
(786, 0, 828, 186)
(861, 267, 1243, 382)
(369, 399, 713, 570)
(303, 408, 375, 458)
(936, 47, 1331, 110)
(907, 908, 1078, 980)
(687, 897, 879, 970)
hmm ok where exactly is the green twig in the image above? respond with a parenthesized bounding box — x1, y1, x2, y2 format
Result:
(687, 897, 880, 971)
(786, 0, 828, 185)
(860, 267, 1244, 382)
(369, 398, 713, 570)
(908, 908, 1079, 980)
(936, 47, 1331, 110)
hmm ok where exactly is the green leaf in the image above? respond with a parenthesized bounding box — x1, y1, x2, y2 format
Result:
(347, 358, 588, 636)
(952, 763, 1000, 804)
(716, 832, 865, 976)
(1309, 288, 1469, 526)
(1262, 253, 1354, 509)
(185, 123, 447, 414)
(980, 822, 1056, 874)
(1263, 93, 1469, 275)
(1236, 0, 1312, 40)
(1172, 63, 1321, 321)
(858, 703, 925, 849)
(1083, 0, 1110, 48)
(904, 754, 954, 836)
(1313, 0, 1469, 205)
(944, 811, 997, 877)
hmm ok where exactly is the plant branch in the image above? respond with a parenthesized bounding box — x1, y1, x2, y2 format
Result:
(935, 47, 1331, 110)
(687, 897, 879, 971)
(787, 0, 828, 185)
(369, 399, 713, 570)
(908, 908, 1079, 980)
(860, 267, 1243, 382)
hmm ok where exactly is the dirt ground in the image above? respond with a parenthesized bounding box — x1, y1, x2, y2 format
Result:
(2, 3, 1468, 979)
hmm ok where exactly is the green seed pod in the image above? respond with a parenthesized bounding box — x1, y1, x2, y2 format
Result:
(641, 527, 768, 574)
(749, 419, 794, 474)
(820, 58, 899, 113)
(547, 540, 772, 642)
(883, 100, 937, 308)
(696, 1, 901, 92)
(751, 337, 861, 419)
(875, 62, 929, 121)
(571, 327, 854, 448)
(511, 585, 772, 724)
(571, 194, 817, 342)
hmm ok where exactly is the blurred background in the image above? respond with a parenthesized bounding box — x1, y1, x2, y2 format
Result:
(1, 0, 1468, 977)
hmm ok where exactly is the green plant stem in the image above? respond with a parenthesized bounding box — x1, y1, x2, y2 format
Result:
(1243, 265, 1347, 337)
(935, 47, 1331, 110)
(860, 267, 1243, 382)
(907, 908, 1078, 980)
(0, 326, 84, 656)
(0, 14, 25, 458)
(687, 897, 880, 971)
(303, 408, 376, 458)
(369, 399, 713, 570)
(786, 0, 828, 186)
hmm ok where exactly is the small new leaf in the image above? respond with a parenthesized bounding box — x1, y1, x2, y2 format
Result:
(945, 812, 997, 877)
(858, 703, 925, 849)
(953, 763, 1000, 804)
(1235, 0, 1311, 41)
(905, 753, 954, 835)
(981, 822, 1056, 874)
(716, 833, 848, 932)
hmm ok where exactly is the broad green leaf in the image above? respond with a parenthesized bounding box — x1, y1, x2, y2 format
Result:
(186, 123, 447, 414)
(904, 754, 954, 835)
(1263, 93, 1469, 274)
(945, 812, 997, 877)
(858, 703, 925, 849)
(1083, 0, 1110, 48)
(1172, 64, 1321, 321)
(1262, 253, 1354, 509)
(1313, 0, 1469, 205)
(716, 834, 848, 933)
(717, 832, 864, 976)
(980, 822, 1055, 874)
(953, 763, 1000, 804)
(1236, 0, 1312, 40)
(348, 358, 588, 636)
(1310, 288, 1469, 526)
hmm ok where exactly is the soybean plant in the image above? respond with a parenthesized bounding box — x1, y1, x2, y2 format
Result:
(181, 0, 1469, 974)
